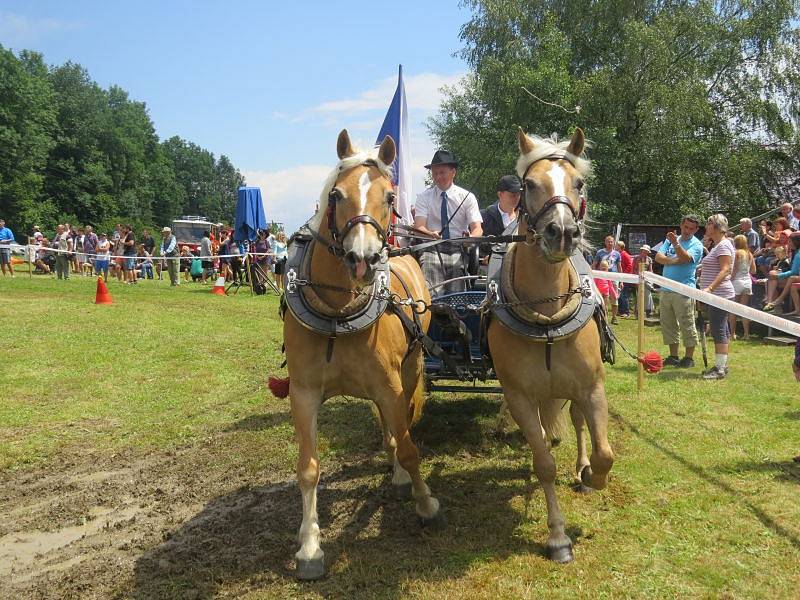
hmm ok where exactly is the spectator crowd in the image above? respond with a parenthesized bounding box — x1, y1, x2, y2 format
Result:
(591, 201, 800, 381)
(9, 222, 288, 289)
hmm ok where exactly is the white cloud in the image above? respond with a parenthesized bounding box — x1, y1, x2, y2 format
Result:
(311, 71, 465, 115)
(0, 12, 81, 45)
(242, 165, 331, 233)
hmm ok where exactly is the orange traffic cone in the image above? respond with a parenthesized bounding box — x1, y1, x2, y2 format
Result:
(211, 276, 226, 296)
(95, 276, 113, 305)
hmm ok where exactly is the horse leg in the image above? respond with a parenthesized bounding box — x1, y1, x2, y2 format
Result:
(379, 390, 444, 527)
(290, 384, 325, 580)
(569, 402, 592, 493)
(377, 405, 412, 498)
(505, 392, 573, 563)
(574, 383, 615, 491)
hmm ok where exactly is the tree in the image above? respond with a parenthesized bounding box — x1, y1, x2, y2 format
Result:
(430, 0, 800, 228)
(0, 46, 246, 235)
(0, 47, 56, 235)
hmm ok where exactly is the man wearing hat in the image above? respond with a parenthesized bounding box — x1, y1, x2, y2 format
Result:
(160, 227, 180, 286)
(480, 175, 521, 258)
(413, 150, 482, 294)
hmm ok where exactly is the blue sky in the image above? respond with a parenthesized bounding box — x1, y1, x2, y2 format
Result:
(0, 1, 472, 230)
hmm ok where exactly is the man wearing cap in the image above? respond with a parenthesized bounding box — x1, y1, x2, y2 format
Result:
(160, 227, 180, 286)
(479, 175, 521, 262)
(413, 150, 482, 294)
(0, 219, 15, 277)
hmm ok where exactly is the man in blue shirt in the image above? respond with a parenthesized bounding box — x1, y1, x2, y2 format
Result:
(655, 214, 704, 368)
(0, 219, 15, 277)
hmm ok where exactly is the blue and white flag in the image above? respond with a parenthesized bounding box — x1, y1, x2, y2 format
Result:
(375, 65, 412, 225)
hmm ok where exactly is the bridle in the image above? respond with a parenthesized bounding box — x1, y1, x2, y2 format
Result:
(313, 160, 400, 258)
(518, 155, 586, 238)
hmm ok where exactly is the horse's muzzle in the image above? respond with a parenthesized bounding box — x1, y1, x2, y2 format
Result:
(541, 221, 581, 261)
(344, 249, 381, 284)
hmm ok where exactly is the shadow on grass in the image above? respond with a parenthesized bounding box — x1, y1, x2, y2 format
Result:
(721, 459, 800, 486)
(784, 410, 800, 421)
(130, 459, 556, 600)
(610, 410, 800, 550)
(227, 412, 291, 431)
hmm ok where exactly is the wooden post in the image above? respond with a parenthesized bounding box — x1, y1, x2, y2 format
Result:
(637, 260, 645, 394)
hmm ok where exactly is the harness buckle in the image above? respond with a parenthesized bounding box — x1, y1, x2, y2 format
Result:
(286, 269, 298, 293)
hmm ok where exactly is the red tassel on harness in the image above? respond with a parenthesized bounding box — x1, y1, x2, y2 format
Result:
(268, 376, 290, 398)
(639, 351, 663, 374)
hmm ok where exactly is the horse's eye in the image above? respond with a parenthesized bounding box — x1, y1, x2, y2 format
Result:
(387, 192, 397, 205)
(575, 178, 584, 191)
(329, 188, 343, 201)
(524, 179, 537, 191)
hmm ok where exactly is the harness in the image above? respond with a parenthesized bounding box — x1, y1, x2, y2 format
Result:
(281, 227, 460, 371)
(282, 228, 391, 338)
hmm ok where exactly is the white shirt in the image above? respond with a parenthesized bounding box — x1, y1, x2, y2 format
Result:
(415, 183, 482, 237)
(499, 204, 516, 228)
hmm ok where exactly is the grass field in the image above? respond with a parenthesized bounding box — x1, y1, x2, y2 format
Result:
(1, 273, 798, 599)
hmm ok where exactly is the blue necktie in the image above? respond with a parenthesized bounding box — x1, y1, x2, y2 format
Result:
(440, 191, 450, 240)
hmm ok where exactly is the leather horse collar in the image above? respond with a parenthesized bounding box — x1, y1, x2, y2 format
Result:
(486, 241, 597, 344)
(283, 227, 391, 337)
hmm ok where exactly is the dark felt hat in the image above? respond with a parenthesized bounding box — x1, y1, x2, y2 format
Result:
(424, 150, 458, 169)
(497, 175, 522, 193)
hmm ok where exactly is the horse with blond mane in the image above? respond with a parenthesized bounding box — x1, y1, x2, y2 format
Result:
(279, 130, 440, 580)
(488, 127, 614, 563)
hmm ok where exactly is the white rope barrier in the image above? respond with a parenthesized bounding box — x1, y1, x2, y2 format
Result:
(591, 269, 800, 338)
(19, 244, 275, 261)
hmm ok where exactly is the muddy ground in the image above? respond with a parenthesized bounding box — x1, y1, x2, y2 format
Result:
(0, 399, 538, 600)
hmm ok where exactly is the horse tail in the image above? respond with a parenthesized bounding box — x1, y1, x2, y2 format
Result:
(539, 398, 568, 445)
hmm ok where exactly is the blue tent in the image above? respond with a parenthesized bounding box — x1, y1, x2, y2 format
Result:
(234, 186, 268, 242)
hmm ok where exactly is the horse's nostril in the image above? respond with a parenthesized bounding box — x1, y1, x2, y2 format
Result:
(344, 251, 359, 265)
(546, 222, 561, 237)
(367, 253, 381, 266)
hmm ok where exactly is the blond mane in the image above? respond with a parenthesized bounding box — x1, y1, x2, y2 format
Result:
(515, 133, 592, 179)
(309, 149, 393, 231)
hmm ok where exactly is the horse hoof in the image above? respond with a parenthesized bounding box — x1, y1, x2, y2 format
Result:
(296, 555, 325, 581)
(580, 465, 594, 488)
(573, 481, 594, 494)
(393, 482, 412, 500)
(547, 543, 574, 564)
(419, 510, 448, 530)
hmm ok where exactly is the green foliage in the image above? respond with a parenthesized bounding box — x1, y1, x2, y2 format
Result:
(431, 0, 800, 227)
(0, 45, 246, 237)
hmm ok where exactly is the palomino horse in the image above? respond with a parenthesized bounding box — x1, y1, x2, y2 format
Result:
(282, 130, 439, 580)
(488, 127, 614, 563)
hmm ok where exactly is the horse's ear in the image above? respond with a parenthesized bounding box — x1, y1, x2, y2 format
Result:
(518, 126, 534, 155)
(567, 128, 585, 157)
(337, 129, 356, 159)
(377, 135, 396, 167)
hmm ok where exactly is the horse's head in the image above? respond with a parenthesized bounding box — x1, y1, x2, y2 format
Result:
(516, 127, 590, 262)
(314, 129, 397, 286)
